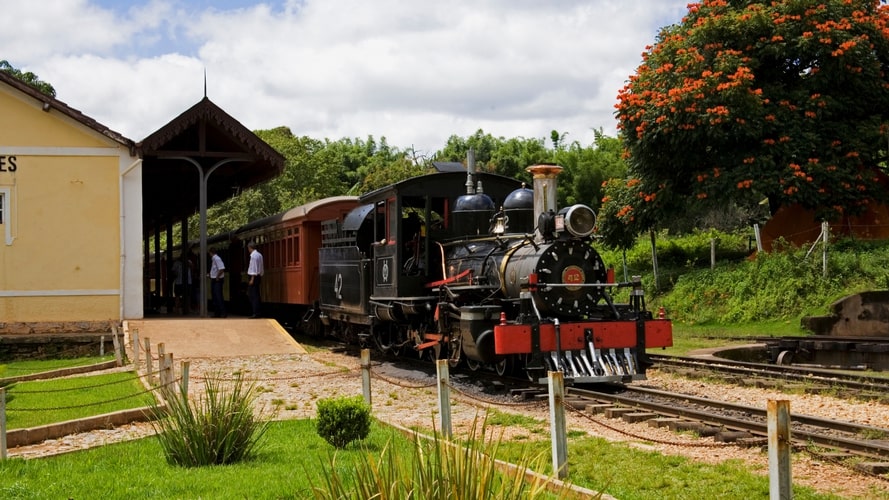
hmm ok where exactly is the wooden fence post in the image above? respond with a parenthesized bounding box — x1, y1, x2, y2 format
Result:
(181, 361, 190, 398)
(710, 238, 717, 270)
(100, 335, 105, 357)
(436, 359, 452, 439)
(1, 387, 6, 460)
(132, 330, 140, 369)
(164, 353, 174, 393)
(111, 325, 122, 367)
(549, 370, 568, 479)
(157, 343, 166, 387)
(360, 349, 372, 406)
(822, 221, 829, 279)
(768, 400, 792, 500)
(649, 230, 660, 291)
(145, 338, 153, 385)
(754, 223, 764, 252)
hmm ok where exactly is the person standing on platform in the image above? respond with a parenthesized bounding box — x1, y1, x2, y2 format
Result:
(247, 242, 264, 318)
(208, 247, 226, 318)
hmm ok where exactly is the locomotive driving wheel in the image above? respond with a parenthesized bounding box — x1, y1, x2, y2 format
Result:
(522, 354, 545, 382)
(494, 357, 510, 377)
(466, 358, 481, 371)
(302, 315, 324, 338)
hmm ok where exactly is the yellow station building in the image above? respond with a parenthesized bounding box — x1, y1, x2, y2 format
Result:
(0, 72, 141, 325)
(0, 72, 283, 329)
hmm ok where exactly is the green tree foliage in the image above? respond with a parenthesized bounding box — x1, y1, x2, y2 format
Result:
(611, 0, 889, 238)
(554, 129, 627, 208)
(198, 130, 420, 236)
(434, 129, 626, 211)
(196, 127, 629, 239)
(0, 60, 55, 97)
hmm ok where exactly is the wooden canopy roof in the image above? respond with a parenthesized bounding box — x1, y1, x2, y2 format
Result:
(138, 97, 285, 230)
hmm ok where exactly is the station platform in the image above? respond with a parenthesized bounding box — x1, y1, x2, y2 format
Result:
(123, 317, 306, 358)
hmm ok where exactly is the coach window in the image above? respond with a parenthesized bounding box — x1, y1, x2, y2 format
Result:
(387, 198, 398, 245)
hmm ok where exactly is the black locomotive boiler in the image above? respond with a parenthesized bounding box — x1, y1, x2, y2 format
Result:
(317, 161, 672, 384)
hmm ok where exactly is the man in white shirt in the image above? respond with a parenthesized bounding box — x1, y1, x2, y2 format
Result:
(247, 242, 264, 318)
(209, 247, 226, 318)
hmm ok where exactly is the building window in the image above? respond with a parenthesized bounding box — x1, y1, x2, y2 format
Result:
(0, 187, 10, 245)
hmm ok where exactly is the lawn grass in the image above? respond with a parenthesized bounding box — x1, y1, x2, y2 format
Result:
(0, 419, 850, 499)
(652, 319, 809, 357)
(5, 371, 155, 429)
(0, 420, 417, 499)
(0, 355, 116, 378)
(496, 436, 849, 500)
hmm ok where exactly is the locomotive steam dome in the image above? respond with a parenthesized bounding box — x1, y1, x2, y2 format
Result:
(503, 185, 534, 234)
(453, 192, 495, 236)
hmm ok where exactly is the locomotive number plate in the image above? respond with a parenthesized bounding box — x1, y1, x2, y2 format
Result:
(561, 265, 584, 291)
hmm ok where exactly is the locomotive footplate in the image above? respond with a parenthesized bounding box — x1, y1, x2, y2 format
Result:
(495, 319, 673, 383)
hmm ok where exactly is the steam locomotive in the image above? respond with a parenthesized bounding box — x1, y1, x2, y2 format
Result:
(315, 160, 672, 384)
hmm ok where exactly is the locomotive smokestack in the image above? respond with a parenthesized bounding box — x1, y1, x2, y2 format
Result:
(466, 148, 476, 194)
(526, 164, 563, 237)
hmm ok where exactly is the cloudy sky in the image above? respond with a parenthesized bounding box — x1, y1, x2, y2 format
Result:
(3, 0, 689, 155)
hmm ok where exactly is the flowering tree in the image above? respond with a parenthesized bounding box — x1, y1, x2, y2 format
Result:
(602, 0, 889, 246)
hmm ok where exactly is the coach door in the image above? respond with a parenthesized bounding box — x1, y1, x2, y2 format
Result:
(372, 198, 397, 298)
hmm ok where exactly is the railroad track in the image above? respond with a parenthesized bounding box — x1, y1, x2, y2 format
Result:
(567, 384, 889, 463)
(650, 353, 889, 400)
(301, 334, 889, 475)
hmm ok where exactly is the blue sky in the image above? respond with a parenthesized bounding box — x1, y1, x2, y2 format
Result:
(2, 0, 690, 153)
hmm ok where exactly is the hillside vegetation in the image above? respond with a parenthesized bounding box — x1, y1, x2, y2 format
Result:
(598, 231, 889, 330)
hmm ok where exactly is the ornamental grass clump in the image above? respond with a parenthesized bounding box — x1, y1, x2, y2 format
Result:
(149, 373, 269, 467)
(315, 395, 371, 448)
(311, 415, 560, 499)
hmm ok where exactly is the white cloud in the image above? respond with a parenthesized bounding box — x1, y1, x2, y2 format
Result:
(6, 0, 689, 153)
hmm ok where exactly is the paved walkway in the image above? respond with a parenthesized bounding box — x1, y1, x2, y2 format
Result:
(124, 317, 306, 358)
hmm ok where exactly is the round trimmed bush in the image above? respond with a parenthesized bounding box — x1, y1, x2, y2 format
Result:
(316, 396, 371, 448)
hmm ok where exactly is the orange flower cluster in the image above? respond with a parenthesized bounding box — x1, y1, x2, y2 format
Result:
(616, 205, 634, 218)
(737, 179, 753, 189)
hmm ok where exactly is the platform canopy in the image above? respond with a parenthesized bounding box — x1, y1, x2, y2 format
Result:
(138, 97, 285, 230)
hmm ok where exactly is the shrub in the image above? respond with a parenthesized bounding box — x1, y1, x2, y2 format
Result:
(148, 373, 268, 467)
(316, 396, 371, 448)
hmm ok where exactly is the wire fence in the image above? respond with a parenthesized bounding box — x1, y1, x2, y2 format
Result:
(0, 329, 865, 492)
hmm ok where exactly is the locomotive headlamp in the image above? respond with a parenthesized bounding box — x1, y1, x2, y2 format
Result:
(562, 204, 596, 238)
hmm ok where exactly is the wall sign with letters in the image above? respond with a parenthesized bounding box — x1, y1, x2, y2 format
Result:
(0, 156, 17, 172)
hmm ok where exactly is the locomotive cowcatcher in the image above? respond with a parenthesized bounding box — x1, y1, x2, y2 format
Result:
(317, 159, 672, 384)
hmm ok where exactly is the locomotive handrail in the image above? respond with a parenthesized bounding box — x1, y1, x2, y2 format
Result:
(425, 269, 472, 288)
(539, 282, 622, 288)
